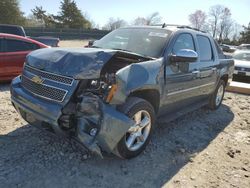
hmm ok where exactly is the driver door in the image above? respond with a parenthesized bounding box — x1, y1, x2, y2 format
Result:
(159, 33, 201, 115)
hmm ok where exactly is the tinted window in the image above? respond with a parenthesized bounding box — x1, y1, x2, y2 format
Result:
(173, 33, 195, 54)
(197, 35, 213, 61)
(214, 40, 225, 59)
(0, 38, 3, 52)
(0, 25, 25, 36)
(5, 39, 39, 52)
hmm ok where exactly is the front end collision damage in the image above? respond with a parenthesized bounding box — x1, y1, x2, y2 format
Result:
(16, 47, 164, 157)
(72, 59, 164, 157)
(73, 92, 133, 157)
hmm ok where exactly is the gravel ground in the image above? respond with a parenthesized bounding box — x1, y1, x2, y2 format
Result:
(0, 83, 249, 188)
(59, 40, 89, 48)
(0, 41, 249, 187)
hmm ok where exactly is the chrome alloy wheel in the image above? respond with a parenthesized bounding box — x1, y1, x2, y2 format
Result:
(125, 110, 151, 151)
(216, 84, 224, 106)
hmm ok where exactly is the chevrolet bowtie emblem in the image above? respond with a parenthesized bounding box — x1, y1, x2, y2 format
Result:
(31, 76, 44, 84)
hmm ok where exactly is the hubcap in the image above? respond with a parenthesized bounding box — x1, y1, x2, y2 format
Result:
(216, 84, 224, 106)
(125, 110, 151, 151)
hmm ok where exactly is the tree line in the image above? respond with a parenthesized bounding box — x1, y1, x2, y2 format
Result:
(0, 0, 249, 44)
(188, 5, 242, 44)
(0, 0, 91, 29)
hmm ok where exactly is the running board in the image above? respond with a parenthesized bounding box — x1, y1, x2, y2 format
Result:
(157, 100, 208, 125)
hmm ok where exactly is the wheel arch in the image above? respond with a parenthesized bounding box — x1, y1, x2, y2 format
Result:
(220, 74, 229, 85)
(128, 89, 160, 113)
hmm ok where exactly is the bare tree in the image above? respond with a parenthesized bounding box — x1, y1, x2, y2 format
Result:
(103, 17, 127, 30)
(133, 17, 147, 26)
(132, 12, 162, 26)
(230, 23, 242, 44)
(145, 12, 162, 25)
(31, 6, 55, 27)
(189, 10, 207, 30)
(208, 5, 224, 38)
(218, 7, 232, 41)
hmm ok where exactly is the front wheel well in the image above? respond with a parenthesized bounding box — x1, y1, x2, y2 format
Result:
(220, 74, 229, 85)
(128, 89, 160, 113)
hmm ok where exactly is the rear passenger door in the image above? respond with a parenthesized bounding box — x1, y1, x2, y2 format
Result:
(194, 35, 218, 97)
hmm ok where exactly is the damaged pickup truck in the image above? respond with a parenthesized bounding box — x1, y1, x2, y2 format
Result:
(11, 25, 234, 159)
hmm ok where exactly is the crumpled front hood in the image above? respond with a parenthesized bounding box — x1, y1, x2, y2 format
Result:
(26, 48, 117, 79)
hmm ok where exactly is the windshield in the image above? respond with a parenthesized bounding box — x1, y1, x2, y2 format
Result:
(234, 52, 250, 61)
(93, 28, 171, 58)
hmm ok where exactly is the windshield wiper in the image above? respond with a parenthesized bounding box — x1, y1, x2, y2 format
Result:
(111, 48, 133, 53)
(112, 48, 155, 59)
(91, 45, 101, 48)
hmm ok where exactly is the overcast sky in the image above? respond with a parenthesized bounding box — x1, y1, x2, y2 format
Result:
(20, 0, 250, 27)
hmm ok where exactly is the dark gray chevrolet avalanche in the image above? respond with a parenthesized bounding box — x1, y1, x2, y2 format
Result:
(11, 25, 234, 159)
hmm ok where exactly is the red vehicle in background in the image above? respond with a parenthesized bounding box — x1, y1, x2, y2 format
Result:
(0, 33, 48, 81)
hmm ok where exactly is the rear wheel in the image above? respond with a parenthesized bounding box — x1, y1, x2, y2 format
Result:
(115, 97, 155, 159)
(208, 80, 225, 110)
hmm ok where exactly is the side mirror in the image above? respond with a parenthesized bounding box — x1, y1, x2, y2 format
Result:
(170, 49, 198, 63)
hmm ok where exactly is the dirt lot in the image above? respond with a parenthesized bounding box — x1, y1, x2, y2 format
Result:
(0, 41, 249, 187)
(0, 83, 249, 187)
(59, 40, 89, 48)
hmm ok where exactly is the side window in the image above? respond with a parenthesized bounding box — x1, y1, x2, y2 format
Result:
(213, 39, 225, 59)
(173, 33, 195, 54)
(0, 38, 3, 52)
(5, 39, 39, 52)
(197, 35, 213, 61)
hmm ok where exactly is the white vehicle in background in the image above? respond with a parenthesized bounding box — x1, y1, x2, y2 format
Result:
(238, 44, 250, 50)
(233, 50, 250, 82)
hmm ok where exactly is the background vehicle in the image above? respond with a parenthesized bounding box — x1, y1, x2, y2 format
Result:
(238, 44, 250, 50)
(220, 44, 236, 53)
(0, 33, 48, 81)
(232, 50, 250, 83)
(11, 25, 234, 159)
(0, 24, 60, 47)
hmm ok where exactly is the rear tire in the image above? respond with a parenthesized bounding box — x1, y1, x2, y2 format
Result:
(208, 80, 225, 110)
(115, 97, 155, 159)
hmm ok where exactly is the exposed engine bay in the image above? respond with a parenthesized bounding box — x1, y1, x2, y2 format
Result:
(75, 51, 152, 102)
(58, 51, 152, 138)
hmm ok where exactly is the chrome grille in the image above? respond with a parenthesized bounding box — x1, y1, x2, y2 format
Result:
(24, 65, 73, 85)
(21, 75, 67, 102)
(235, 66, 250, 72)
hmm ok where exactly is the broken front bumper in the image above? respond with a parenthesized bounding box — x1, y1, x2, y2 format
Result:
(11, 76, 134, 157)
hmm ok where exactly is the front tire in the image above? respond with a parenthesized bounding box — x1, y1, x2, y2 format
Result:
(115, 97, 155, 159)
(208, 80, 225, 110)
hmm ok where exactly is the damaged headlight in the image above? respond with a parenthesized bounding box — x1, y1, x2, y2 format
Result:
(74, 73, 117, 105)
(84, 73, 117, 102)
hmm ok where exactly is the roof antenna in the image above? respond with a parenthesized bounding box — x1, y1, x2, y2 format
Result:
(162, 23, 166, 28)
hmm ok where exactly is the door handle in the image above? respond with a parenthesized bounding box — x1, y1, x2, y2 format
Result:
(192, 70, 200, 74)
(211, 67, 217, 72)
(192, 70, 200, 78)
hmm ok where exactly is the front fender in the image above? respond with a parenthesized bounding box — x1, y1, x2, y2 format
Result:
(111, 59, 164, 104)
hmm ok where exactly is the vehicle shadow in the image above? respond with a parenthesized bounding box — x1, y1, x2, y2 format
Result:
(0, 104, 234, 187)
(0, 82, 11, 92)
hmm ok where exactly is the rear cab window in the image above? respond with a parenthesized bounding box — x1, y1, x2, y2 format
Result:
(213, 39, 225, 59)
(197, 35, 213, 61)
